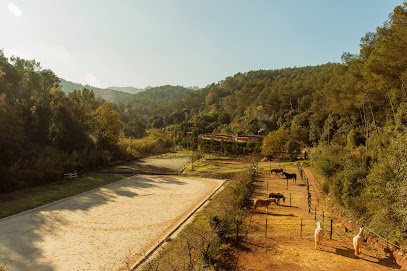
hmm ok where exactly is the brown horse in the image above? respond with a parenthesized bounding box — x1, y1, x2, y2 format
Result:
(254, 198, 278, 212)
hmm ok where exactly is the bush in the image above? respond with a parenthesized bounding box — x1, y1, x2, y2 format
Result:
(311, 145, 345, 179)
(361, 133, 407, 243)
(119, 131, 173, 158)
(312, 145, 368, 212)
(312, 135, 407, 244)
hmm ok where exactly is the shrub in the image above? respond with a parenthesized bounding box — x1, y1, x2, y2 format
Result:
(361, 133, 407, 243)
(312, 145, 368, 212)
(119, 131, 173, 158)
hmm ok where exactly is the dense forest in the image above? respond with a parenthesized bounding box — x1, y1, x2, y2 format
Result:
(0, 2, 406, 245)
(0, 55, 192, 192)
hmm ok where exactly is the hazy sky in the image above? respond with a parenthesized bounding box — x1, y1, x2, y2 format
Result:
(0, 1, 404, 88)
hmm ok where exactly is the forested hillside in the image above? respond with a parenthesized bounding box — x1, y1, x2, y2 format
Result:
(0, 53, 196, 192)
(0, 55, 126, 190)
(118, 85, 194, 137)
(60, 78, 194, 137)
(162, 3, 406, 244)
(108, 86, 144, 94)
(60, 78, 134, 104)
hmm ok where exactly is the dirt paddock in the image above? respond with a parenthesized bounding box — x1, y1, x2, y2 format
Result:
(0, 175, 223, 271)
(235, 163, 400, 271)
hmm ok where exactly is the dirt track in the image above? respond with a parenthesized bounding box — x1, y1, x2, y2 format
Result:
(235, 163, 400, 271)
(0, 175, 223, 271)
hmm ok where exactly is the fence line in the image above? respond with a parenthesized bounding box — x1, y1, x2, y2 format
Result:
(253, 163, 405, 253)
(300, 163, 406, 253)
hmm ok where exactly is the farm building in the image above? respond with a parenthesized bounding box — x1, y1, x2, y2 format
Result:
(198, 133, 264, 143)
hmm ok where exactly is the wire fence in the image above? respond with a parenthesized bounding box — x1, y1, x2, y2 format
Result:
(296, 162, 406, 252)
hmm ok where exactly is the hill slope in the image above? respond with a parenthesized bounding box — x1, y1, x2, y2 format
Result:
(59, 79, 134, 104)
(108, 86, 144, 94)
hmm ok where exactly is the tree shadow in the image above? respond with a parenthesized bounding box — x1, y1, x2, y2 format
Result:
(278, 204, 300, 209)
(322, 244, 401, 269)
(116, 157, 192, 175)
(0, 174, 188, 270)
(268, 213, 297, 217)
(232, 241, 252, 252)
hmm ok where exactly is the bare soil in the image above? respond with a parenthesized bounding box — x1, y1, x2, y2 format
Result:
(233, 163, 401, 271)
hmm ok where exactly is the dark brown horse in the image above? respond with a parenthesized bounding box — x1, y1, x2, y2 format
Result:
(268, 192, 286, 205)
(270, 168, 284, 176)
(282, 172, 297, 183)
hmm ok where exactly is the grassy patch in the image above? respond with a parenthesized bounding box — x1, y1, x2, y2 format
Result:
(150, 149, 193, 158)
(0, 173, 126, 219)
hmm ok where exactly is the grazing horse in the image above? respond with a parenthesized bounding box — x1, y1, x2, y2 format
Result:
(314, 221, 324, 250)
(268, 192, 286, 205)
(282, 172, 297, 184)
(353, 226, 364, 256)
(270, 168, 284, 176)
(254, 198, 278, 212)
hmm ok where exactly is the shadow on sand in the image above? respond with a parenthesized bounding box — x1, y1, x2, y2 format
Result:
(0, 174, 187, 271)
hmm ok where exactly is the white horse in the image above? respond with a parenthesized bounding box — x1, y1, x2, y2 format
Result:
(314, 221, 324, 250)
(353, 226, 364, 256)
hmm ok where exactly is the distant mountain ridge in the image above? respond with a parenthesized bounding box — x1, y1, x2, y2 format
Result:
(108, 86, 144, 94)
(59, 79, 133, 104)
(59, 79, 196, 105)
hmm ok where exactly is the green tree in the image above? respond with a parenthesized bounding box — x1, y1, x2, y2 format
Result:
(93, 103, 124, 149)
(262, 129, 289, 158)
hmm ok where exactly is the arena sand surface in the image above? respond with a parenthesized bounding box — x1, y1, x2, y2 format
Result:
(0, 175, 223, 271)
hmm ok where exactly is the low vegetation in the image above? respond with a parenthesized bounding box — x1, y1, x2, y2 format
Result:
(311, 133, 407, 244)
(118, 130, 173, 159)
(141, 167, 255, 271)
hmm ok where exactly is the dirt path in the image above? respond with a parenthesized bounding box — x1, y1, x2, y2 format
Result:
(234, 163, 400, 271)
(0, 175, 223, 271)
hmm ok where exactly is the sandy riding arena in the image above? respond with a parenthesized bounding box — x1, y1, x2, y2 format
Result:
(0, 175, 223, 271)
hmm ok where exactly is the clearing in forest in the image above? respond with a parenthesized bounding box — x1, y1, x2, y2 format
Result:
(234, 162, 400, 271)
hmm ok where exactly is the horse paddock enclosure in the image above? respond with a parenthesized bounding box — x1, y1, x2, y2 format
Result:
(234, 162, 400, 271)
(0, 175, 223, 271)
